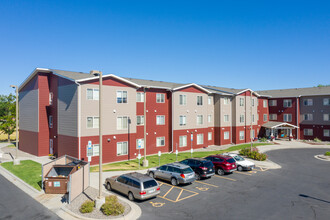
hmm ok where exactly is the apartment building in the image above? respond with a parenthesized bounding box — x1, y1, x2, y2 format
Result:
(18, 68, 329, 165)
(258, 87, 330, 141)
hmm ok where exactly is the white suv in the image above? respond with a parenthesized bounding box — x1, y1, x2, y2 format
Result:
(222, 153, 255, 171)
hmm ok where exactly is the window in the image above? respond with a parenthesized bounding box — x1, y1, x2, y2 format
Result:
(156, 137, 165, 147)
(197, 96, 203, 105)
(224, 132, 229, 140)
(197, 115, 203, 125)
(49, 115, 53, 128)
(197, 134, 204, 145)
(87, 117, 99, 128)
(156, 93, 165, 103)
(93, 144, 99, 156)
(179, 115, 186, 126)
(224, 97, 230, 105)
(137, 116, 144, 125)
(117, 142, 128, 155)
(117, 116, 128, 130)
(251, 99, 255, 106)
(49, 92, 53, 105)
(239, 131, 244, 140)
(251, 114, 255, 123)
(283, 99, 292, 108)
(269, 100, 277, 106)
(208, 115, 212, 123)
(263, 114, 268, 122)
(224, 115, 229, 122)
(137, 93, 144, 102)
(251, 129, 255, 138)
(117, 91, 127, 103)
(324, 98, 330, 106)
(239, 98, 244, 106)
(324, 114, 330, 121)
(269, 114, 277, 120)
(239, 115, 245, 123)
(324, 129, 330, 137)
(208, 96, 212, 105)
(179, 95, 186, 105)
(136, 139, 145, 149)
(208, 132, 212, 140)
(304, 129, 313, 136)
(87, 88, 99, 100)
(263, 100, 267, 108)
(179, 136, 187, 147)
(283, 114, 292, 122)
(303, 99, 313, 106)
(156, 115, 165, 125)
(304, 114, 313, 121)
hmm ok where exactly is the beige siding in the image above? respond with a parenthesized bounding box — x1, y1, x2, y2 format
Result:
(207, 95, 215, 127)
(80, 84, 137, 136)
(233, 95, 258, 126)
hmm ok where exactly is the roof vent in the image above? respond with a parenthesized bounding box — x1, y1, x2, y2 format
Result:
(90, 70, 102, 76)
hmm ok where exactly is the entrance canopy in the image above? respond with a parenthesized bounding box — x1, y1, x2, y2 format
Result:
(262, 121, 299, 129)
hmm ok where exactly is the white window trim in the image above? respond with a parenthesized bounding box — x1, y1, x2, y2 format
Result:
(224, 131, 230, 140)
(156, 115, 165, 125)
(323, 114, 329, 121)
(179, 135, 187, 147)
(116, 90, 128, 104)
(304, 129, 313, 136)
(156, 93, 165, 103)
(117, 116, 128, 130)
(197, 115, 203, 125)
(179, 94, 187, 105)
(224, 115, 229, 122)
(197, 96, 203, 106)
(87, 88, 99, 100)
(117, 142, 128, 156)
(283, 114, 292, 122)
(208, 132, 212, 141)
(136, 92, 145, 102)
(324, 129, 330, 137)
(197, 134, 204, 145)
(137, 115, 144, 125)
(156, 137, 165, 147)
(87, 116, 99, 129)
(179, 115, 186, 126)
(239, 131, 245, 140)
(283, 99, 292, 108)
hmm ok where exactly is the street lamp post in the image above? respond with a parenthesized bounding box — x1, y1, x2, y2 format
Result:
(91, 71, 105, 209)
(10, 85, 20, 165)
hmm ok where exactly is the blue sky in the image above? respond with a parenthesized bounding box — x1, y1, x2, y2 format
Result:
(0, 0, 329, 95)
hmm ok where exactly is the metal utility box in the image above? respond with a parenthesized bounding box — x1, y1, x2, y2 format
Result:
(44, 165, 77, 194)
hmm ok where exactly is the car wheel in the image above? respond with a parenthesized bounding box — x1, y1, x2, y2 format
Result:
(237, 166, 243, 171)
(106, 182, 112, 191)
(128, 192, 135, 201)
(171, 178, 178, 186)
(217, 168, 225, 176)
(195, 172, 201, 180)
(149, 172, 155, 179)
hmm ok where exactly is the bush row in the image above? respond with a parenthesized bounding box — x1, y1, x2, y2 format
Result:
(239, 147, 268, 161)
(79, 195, 124, 216)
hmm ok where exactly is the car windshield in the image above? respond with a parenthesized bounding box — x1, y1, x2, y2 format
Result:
(182, 167, 194, 174)
(234, 156, 244, 161)
(227, 158, 236, 163)
(143, 180, 158, 189)
(203, 161, 214, 167)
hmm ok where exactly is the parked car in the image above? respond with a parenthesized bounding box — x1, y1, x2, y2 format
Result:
(222, 153, 255, 171)
(105, 172, 160, 201)
(204, 155, 237, 175)
(148, 162, 196, 186)
(179, 158, 215, 180)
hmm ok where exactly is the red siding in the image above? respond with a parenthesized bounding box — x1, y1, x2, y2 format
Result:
(58, 134, 79, 158)
(19, 130, 38, 155)
(299, 124, 330, 141)
(48, 74, 58, 156)
(38, 74, 50, 156)
(176, 86, 207, 94)
(214, 126, 231, 145)
(173, 128, 209, 152)
(88, 77, 135, 88)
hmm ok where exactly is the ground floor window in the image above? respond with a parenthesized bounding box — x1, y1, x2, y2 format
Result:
(197, 134, 204, 145)
(117, 142, 128, 155)
(208, 132, 212, 140)
(324, 129, 330, 137)
(224, 131, 229, 140)
(157, 137, 165, 147)
(239, 131, 245, 140)
(304, 129, 313, 136)
(179, 136, 187, 147)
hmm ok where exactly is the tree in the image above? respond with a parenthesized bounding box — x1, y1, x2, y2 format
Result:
(0, 94, 16, 142)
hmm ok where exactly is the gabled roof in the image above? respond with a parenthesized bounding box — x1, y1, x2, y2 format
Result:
(262, 121, 299, 129)
(257, 86, 330, 98)
(173, 83, 211, 94)
(76, 74, 141, 88)
(122, 77, 185, 90)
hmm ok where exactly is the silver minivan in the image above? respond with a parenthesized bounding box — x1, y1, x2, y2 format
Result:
(148, 163, 196, 186)
(105, 172, 160, 201)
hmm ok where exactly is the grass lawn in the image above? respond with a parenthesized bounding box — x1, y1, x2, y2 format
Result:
(1, 160, 42, 191)
(91, 143, 272, 172)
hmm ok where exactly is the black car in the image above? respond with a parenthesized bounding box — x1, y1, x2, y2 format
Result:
(179, 158, 215, 180)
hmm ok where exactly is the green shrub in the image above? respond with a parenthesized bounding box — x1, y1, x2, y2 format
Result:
(239, 147, 268, 161)
(101, 201, 125, 216)
(314, 138, 322, 142)
(105, 195, 118, 203)
(260, 137, 267, 142)
(80, 200, 94, 213)
(324, 152, 330, 156)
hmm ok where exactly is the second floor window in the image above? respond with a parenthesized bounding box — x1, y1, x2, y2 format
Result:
(179, 95, 186, 105)
(87, 116, 99, 128)
(179, 115, 186, 126)
(156, 94, 165, 103)
(269, 100, 277, 106)
(197, 96, 203, 105)
(303, 99, 313, 106)
(283, 99, 292, 108)
(283, 114, 292, 122)
(197, 115, 203, 125)
(117, 116, 128, 130)
(87, 88, 99, 100)
(304, 114, 313, 121)
(156, 115, 165, 125)
(224, 97, 230, 105)
(269, 114, 277, 120)
(239, 98, 244, 106)
(208, 96, 212, 105)
(239, 115, 245, 123)
(208, 115, 212, 123)
(137, 116, 144, 125)
(117, 91, 127, 103)
(252, 114, 255, 123)
(263, 100, 267, 108)
(49, 92, 53, 105)
(263, 114, 268, 122)
(323, 98, 330, 106)
(324, 114, 330, 121)
(224, 115, 229, 122)
(136, 93, 144, 102)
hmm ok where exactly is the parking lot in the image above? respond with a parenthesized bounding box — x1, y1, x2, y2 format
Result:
(134, 148, 330, 220)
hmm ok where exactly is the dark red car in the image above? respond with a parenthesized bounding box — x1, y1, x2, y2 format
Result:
(204, 155, 237, 175)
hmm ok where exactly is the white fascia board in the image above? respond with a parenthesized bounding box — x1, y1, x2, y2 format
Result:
(271, 122, 299, 129)
(139, 85, 172, 90)
(76, 74, 141, 88)
(18, 68, 51, 92)
(236, 88, 260, 97)
(173, 83, 211, 94)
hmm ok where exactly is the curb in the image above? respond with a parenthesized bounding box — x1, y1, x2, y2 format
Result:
(0, 165, 43, 195)
(314, 155, 330, 162)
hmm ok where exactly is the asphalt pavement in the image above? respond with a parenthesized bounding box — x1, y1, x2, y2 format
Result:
(136, 148, 330, 220)
(0, 174, 61, 220)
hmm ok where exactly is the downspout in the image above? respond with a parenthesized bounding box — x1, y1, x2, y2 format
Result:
(75, 81, 81, 159)
(170, 89, 173, 153)
(230, 96, 233, 144)
(296, 96, 300, 140)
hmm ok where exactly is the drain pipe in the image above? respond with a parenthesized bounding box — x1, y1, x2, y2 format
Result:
(74, 81, 81, 160)
(170, 89, 174, 153)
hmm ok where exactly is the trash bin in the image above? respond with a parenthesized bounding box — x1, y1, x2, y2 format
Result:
(44, 165, 77, 194)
